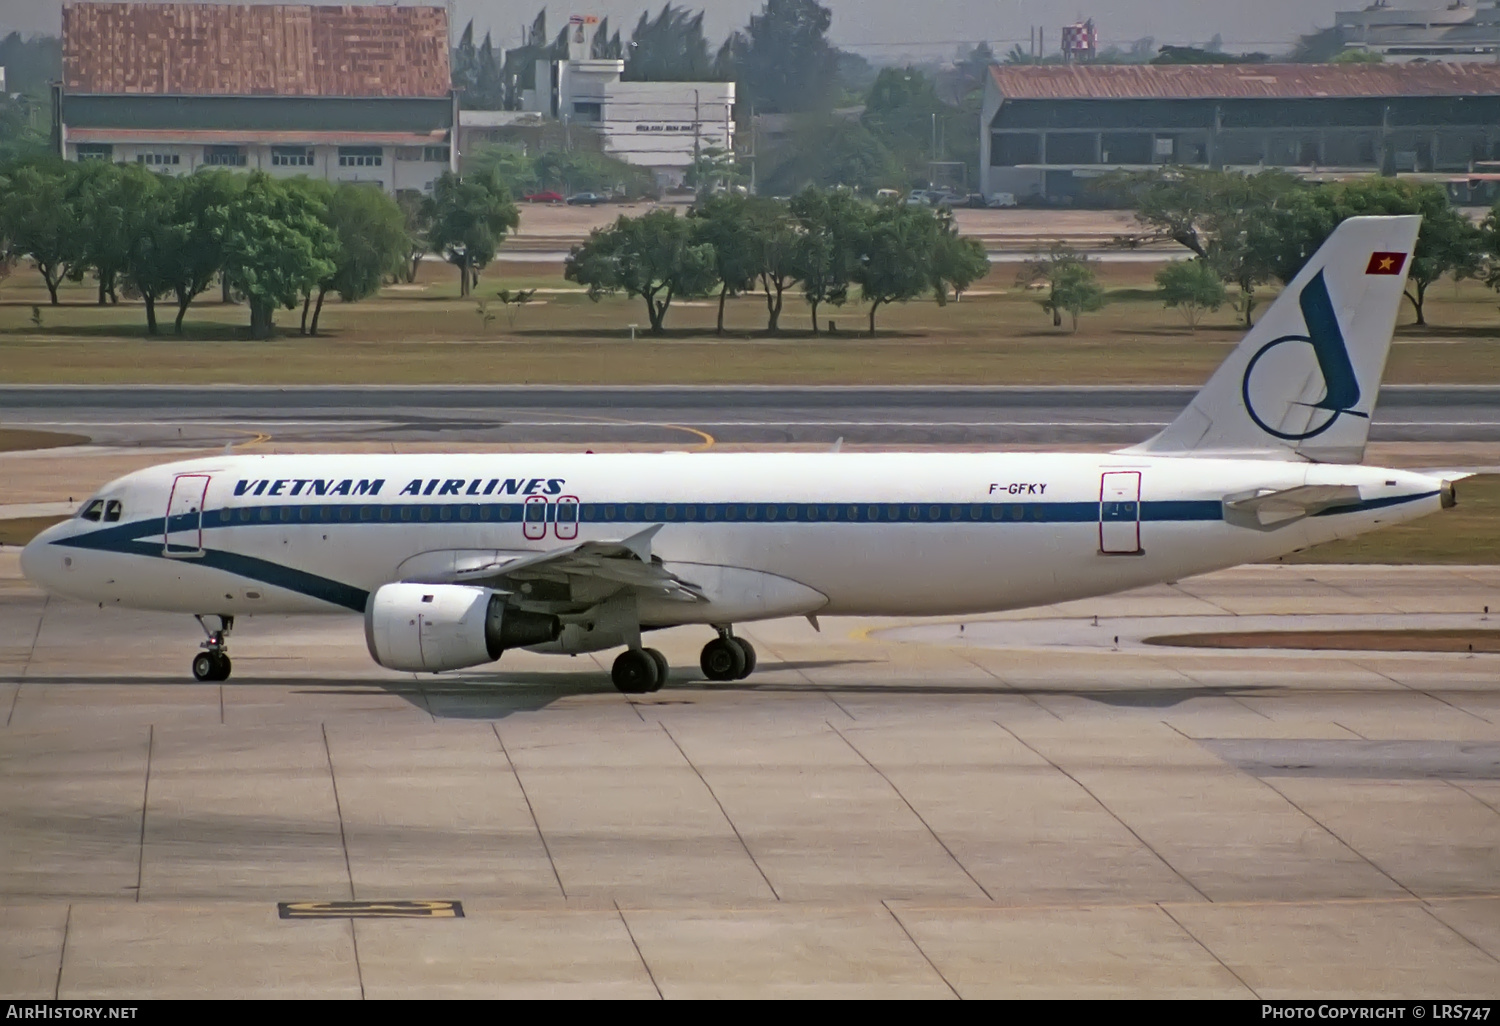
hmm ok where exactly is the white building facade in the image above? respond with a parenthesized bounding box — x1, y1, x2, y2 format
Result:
(1336, 1, 1500, 62)
(521, 20, 734, 187)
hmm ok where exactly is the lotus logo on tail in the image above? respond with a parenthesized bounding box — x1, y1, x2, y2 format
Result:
(1240, 271, 1368, 441)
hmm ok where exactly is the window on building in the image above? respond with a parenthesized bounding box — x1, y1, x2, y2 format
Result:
(338, 146, 383, 167)
(75, 144, 113, 162)
(572, 102, 602, 123)
(203, 145, 246, 167)
(423, 146, 450, 163)
(1042, 132, 1096, 166)
(395, 146, 423, 160)
(271, 146, 313, 167)
(137, 152, 181, 167)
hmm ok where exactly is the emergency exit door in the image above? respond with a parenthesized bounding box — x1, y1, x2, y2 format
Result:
(1099, 471, 1142, 555)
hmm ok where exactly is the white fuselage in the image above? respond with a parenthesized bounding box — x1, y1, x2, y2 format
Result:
(21, 451, 1445, 625)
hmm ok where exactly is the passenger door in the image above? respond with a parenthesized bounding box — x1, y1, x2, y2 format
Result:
(1099, 471, 1142, 555)
(164, 474, 211, 557)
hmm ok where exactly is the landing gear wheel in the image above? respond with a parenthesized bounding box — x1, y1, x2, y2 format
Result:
(192, 652, 217, 682)
(645, 648, 669, 692)
(700, 637, 747, 682)
(193, 652, 231, 682)
(612, 648, 660, 694)
(731, 638, 756, 679)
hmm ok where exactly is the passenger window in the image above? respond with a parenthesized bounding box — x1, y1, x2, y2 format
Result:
(103, 500, 122, 522)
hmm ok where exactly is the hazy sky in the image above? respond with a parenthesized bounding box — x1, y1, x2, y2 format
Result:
(0, 0, 1367, 57)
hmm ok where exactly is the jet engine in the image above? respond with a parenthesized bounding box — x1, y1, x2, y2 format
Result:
(364, 583, 561, 672)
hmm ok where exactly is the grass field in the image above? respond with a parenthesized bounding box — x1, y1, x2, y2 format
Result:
(0, 429, 91, 453)
(3, 259, 1498, 385)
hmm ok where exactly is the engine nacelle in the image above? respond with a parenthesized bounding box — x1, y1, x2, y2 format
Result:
(364, 583, 560, 672)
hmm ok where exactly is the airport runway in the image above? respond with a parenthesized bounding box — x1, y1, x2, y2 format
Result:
(6, 384, 1500, 448)
(2, 554, 1498, 998)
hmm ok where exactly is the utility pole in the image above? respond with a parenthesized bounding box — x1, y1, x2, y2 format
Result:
(693, 88, 701, 189)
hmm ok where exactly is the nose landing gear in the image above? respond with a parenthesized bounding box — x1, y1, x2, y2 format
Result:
(192, 614, 234, 682)
(701, 626, 756, 682)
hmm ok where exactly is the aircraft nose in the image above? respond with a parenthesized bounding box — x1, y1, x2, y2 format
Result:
(19, 521, 70, 591)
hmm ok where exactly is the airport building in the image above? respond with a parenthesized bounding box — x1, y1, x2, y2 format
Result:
(53, 2, 457, 194)
(517, 17, 734, 187)
(1335, 1, 1500, 63)
(980, 63, 1500, 203)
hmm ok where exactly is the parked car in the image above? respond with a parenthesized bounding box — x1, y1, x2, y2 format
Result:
(523, 191, 565, 204)
(874, 188, 901, 201)
(905, 190, 932, 206)
(986, 192, 1018, 208)
(566, 192, 608, 205)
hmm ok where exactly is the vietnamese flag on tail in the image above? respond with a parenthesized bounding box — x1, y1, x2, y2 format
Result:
(1366, 252, 1408, 275)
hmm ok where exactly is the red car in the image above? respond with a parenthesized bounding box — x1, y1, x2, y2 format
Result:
(523, 191, 565, 203)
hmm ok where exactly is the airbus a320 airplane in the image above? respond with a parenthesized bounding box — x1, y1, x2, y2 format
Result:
(21, 216, 1463, 692)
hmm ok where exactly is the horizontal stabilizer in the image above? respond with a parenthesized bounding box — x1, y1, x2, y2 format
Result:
(1222, 484, 1362, 530)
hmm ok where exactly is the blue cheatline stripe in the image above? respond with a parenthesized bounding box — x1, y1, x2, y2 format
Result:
(1312, 490, 1438, 516)
(156, 497, 1231, 529)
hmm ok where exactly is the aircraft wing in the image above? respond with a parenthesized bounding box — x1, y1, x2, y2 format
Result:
(1222, 484, 1362, 530)
(416, 525, 707, 602)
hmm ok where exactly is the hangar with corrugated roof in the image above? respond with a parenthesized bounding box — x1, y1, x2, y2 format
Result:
(980, 63, 1500, 202)
(53, 2, 457, 194)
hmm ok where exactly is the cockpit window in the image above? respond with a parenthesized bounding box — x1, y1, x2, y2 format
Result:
(103, 500, 123, 522)
(80, 499, 104, 522)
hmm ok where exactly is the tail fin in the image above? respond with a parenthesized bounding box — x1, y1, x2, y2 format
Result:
(1126, 215, 1421, 464)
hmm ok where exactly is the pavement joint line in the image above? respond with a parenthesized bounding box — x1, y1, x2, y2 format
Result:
(954, 650, 1063, 721)
(53, 903, 70, 1000)
(1154, 902, 1260, 998)
(747, 633, 856, 721)
(1252, 774, 1421, 903)
(829, 722, 994, 903)
(1444, 778, 1500, 822)
(1353, 660, 1494, 724)
(135, 725, 152, 903)
(993, 719, 1215, 904)
(659, 722, 780, 902)
(8, 595, 48, 728)
(614, 902, 663, 1000)
(1332, 721, 1369, 740)
(881, 900, 961, 1000)
(322, 723, 356, 902)
(491, 722, 567, 900)
(1420, 902, 1500, 966)
(349, 919, 367, 1001)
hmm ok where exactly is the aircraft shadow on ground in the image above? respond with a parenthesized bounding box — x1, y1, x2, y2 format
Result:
(0, 672, 1283, 718)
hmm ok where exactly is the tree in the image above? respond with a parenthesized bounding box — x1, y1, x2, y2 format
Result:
(165, 170, 240, 333)
(221, 173, 337, 338)
(1109, 167, 1306, 325)
(107, 165, 177, 334)
(425, 168, 520, 297)
(0, 160, 86, 305)
(749, 199, 802, 333)
(791, 186, 863, 332)
(852, 201, 945, 335)
(685, 146, 741, 194)
(737, 0, 839, 114)
(565, 208, 718, 334)
(930, 214, 989, 302)
(304, 183, 409, 336)
(1018, 245, 1104, 331)
(1156, 258, 1227, 331)
(395, 189, 432, 284)
(71, 159, 132, 305)
(762, 118, 902, 196)
(689, 194, 764, 333)
(624, 4, 716, 82)
(1331, 48, 1384, 63)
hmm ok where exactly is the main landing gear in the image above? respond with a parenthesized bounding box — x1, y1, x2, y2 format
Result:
(700, 627, 756, 682)
(612, 646, 668, 694)
(192, 614, 234, 682)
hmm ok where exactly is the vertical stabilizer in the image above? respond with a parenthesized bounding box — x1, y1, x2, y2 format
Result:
(1126, 215, 1421, 463)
